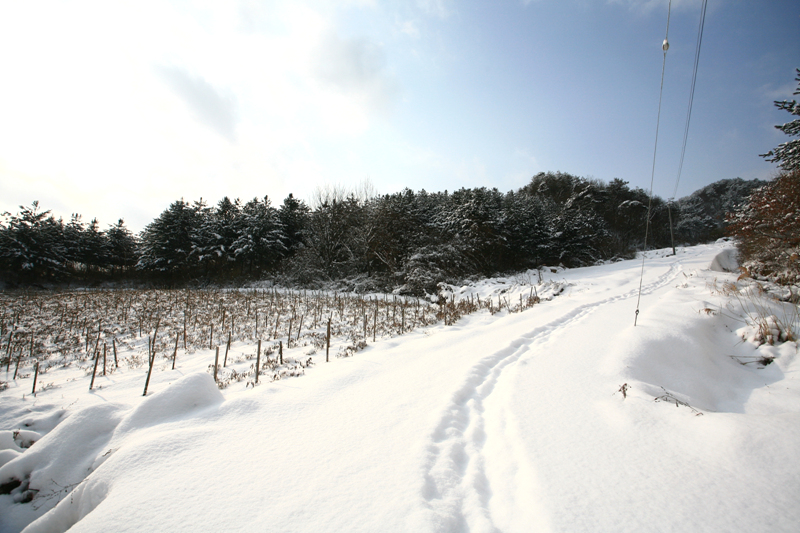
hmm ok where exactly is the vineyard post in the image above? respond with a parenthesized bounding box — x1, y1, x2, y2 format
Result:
(224, 331, 231, 367)
(297, 315, 303, 344)
(143, 336, 155, 396)
(31, 361, 39, 396)
(255, 339, 261, 384)
(172, 332, 179, 370)
(279, 340, 283, 365)
(90, 325, 101, 368)
(113, 338, 118, 368)
(13, 350, 22, 380)
(209, 323, 214, 350)
(89, 346, 100, 390)
(213, 346, 219, 384)
(326, 318, 331, 362)
(4, 331, 13, 371)
(103, 343, 107, 376)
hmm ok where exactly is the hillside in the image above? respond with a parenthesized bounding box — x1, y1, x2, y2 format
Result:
(1, 242, 799, 532)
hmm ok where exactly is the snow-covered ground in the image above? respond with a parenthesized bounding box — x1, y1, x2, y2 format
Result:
(1, 242, 799, 532)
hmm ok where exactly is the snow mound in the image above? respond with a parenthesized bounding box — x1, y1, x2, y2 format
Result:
(111, 372, 224, 442)
(0, 403, 126, 532)
(709, 247, 738, 272)
(0, 373, 224, 533)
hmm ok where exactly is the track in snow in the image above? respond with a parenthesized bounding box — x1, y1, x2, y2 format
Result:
(418, 252, 692, 532)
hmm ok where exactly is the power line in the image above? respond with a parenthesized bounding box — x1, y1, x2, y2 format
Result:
(672, 0, 708, 201)
(635, 0, 672, 327)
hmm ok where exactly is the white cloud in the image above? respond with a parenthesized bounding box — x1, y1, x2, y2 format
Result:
(156, 66, 239, 142)
(398, 19, 421, 39)
(416, 0, 453, 19)
(312, 33, 401, 117)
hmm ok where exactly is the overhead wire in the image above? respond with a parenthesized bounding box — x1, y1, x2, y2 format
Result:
(666, 0, 707, 257)
(672, 0, 708, 201)
(635, 0, 672, 326)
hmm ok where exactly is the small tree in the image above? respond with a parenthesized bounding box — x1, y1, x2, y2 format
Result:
(761, 69, 800, 172)
(726, 170, 800, 284)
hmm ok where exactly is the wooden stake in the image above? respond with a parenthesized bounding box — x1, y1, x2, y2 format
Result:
(31, 361, 39, 396)
(113, 338, 118, 368)
(143, 336, 155, 396)
(279, 340, 283, 365)
(13, 350, 21, 380)
(92, 325, 101, 362)
(255, 339, 261, 384)
(224, 331, 231, 367)
(213, 346, 219, 383)
(5, 331, 13, 372)
(209, 323, 214, 350)
(103, 343, 107, 376)
(326, 318, 331, 363)
(89, 346, 100, 390)
(172, 332, 179, 370)
(297, 315, 304, 344)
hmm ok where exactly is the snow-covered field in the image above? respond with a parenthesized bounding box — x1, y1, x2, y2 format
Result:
(2, 242, 799, 532)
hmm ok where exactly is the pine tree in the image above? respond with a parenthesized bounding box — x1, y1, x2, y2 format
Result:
(231, 196, 286, 275)
(0, 202, 67, 281)
(277, 194, 310, 256)
(105, 219, 138, 274)
(761, 68, 800, 171)
(193, 197, 241, 276)
(137, 199, 201, 275)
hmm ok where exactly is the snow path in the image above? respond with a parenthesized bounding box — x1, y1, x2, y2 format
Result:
(419, 249, 693, 532)
(2, 243, 799, 532)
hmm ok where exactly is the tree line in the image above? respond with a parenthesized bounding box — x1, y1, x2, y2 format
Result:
(0, 172, 764, 293)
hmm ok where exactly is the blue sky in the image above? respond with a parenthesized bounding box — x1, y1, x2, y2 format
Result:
(0, 0, 798, 232)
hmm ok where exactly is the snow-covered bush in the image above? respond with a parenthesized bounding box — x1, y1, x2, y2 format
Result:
(726, 170, 800, 285)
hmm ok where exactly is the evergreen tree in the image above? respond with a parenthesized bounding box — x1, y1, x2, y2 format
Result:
(0, 201, 67, 281)
(137, 199, 202, 276)
(278, 194, 310, 256)
(436, 187, 508, 275)
(105, 219, 138, 274)
(761, 69, 800, 171)
(193, 197, 241, 276)
(231, 196, 286, 275)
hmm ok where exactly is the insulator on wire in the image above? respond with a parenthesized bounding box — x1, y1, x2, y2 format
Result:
(662, 39, 670, 52)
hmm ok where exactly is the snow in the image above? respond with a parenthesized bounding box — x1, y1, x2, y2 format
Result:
(2, 242, 799, 532)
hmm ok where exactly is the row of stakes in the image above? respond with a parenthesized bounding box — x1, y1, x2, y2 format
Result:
(141, 317, 332, 396)
(13, 315, 330, 398)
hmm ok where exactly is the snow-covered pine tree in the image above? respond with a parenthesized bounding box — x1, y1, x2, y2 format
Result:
(761, 69, 800, 172)
(192, 197, 241, 277)
(277, 194, 310, 257)
(0, 202, 67, 281)
(137, 199, 202, 276)
(105, 219, 138, 275)
(231, 196, 286, 276)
